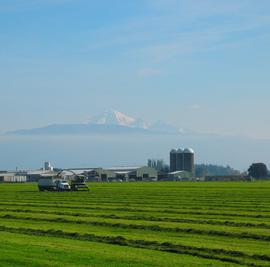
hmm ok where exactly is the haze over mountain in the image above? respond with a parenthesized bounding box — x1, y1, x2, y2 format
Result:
(6, 110, 184, 135)
(3, 109, 270, 171)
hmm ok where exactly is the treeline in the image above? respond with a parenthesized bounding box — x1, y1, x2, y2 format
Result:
(195, 164, 240, 177)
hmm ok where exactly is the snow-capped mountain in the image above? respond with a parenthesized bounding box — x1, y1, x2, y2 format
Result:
(89, 110, 150, 129)
(88, 110, 181, 132)
(6, 110, 185, 135)
(131, 118, 150, 129)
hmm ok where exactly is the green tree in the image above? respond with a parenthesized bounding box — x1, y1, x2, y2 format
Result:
(248, 163, 268, 179)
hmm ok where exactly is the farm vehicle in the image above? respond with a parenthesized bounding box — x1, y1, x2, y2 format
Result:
(38, 171, 89, 192)
(38, 176, 71, 191)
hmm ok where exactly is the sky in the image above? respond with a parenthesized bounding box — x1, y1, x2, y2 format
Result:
(1, 0, 270, 138)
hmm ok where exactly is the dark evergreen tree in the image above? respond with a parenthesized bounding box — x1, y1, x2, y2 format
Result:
(248, 163, 268, 179)
(195, 164, 240, 177)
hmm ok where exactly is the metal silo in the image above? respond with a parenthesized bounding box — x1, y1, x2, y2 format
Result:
(183, 148, 195, 174)
(170, 149, 177, 172)
(176, 148, 184, 171)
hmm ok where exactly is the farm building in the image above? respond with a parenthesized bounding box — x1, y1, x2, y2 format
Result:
(157, 170, 169, 181)
(62, 168, 103, 182)
(65, 166, 158, 182)
(170, 148, 195, 175)
(103, 166, 158, 182)
(26, 170, 58, 182)
(168, 170, 193, 181)
(0, 172, 27, 183)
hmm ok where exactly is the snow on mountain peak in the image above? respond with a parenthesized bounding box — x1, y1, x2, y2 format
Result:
(89, 110, 183, 133)
(9, 109, 186, 136)
(89, 110, 137, 127)
(113, 110, 136, 126)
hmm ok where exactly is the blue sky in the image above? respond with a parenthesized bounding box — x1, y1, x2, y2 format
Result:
(1, 0, 270, 138)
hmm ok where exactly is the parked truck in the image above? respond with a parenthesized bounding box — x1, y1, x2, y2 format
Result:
(38, 172, 89, 192)
(38, 175, 71, 191)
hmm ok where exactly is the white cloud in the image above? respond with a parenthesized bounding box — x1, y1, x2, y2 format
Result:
(79, 1, 270, 65)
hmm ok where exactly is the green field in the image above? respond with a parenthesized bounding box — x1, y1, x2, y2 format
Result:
(1, 182, 270, 267)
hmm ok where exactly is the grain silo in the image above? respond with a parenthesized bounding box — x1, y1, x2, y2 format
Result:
(170, 149, 177, 172)
(176, 148, 184, 171)
(183, 148, 195, 175)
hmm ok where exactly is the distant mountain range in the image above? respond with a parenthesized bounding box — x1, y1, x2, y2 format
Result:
(7, 110, 186, 135)
(3, 110, 270, 170)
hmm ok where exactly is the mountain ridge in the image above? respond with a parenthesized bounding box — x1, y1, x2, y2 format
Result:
(6, 110, 185, 136)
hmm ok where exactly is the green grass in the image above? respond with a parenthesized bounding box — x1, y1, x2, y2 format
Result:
(1, 182, 270, 266)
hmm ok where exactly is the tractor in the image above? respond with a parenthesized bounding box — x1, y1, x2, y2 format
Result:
(56, 170, 89, 191)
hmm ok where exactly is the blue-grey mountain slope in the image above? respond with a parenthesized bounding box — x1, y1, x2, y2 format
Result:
(7, 110, 185, 135)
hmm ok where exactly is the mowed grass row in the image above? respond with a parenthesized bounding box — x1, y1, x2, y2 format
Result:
(0, 231, 238, 267)
(1, 214, 270, 257)
(2, 207, 270, 229)
(2, 211, 270, 240)
(0, 182, 270, 266)
(2, 202, 270, 223)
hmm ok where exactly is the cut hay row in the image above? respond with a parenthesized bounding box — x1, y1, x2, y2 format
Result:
(1, 182, 270, 266)
(2, 207, 270, 230)
(0, 225, 268, 267)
